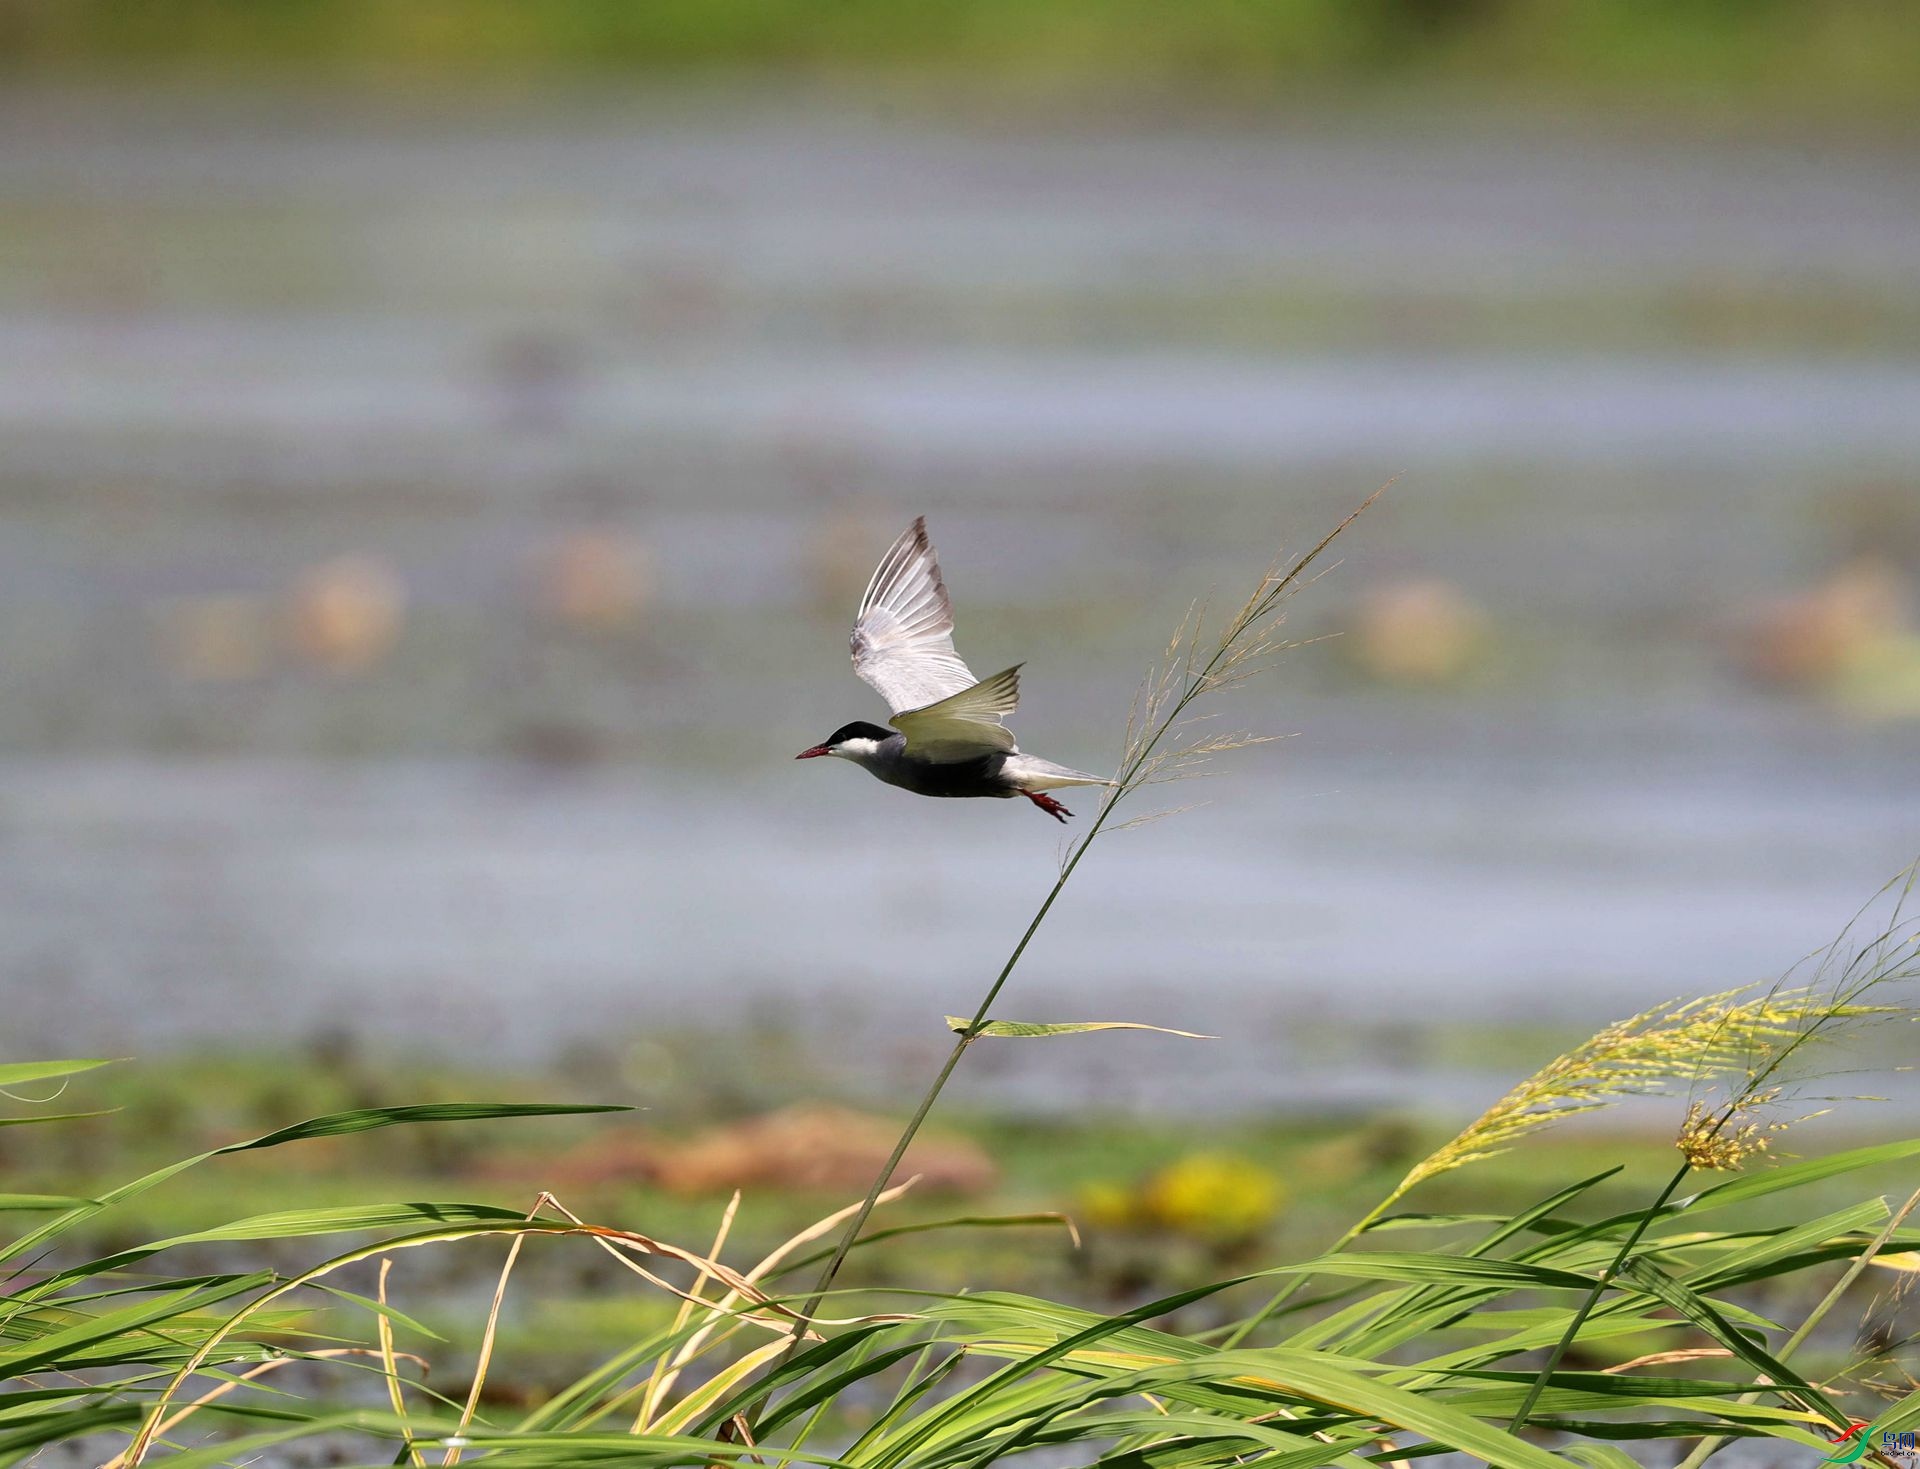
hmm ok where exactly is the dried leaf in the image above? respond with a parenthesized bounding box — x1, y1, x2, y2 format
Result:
(948, 1018, 1214, 1040)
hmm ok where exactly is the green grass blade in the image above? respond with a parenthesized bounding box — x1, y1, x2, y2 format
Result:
(515, 1316, 723, 1432)
(843, 1346, 966, 1459)
(0, 1272, 272, 1377)
(1286, 1172, 1626, 1356)
(0, 1110, 117, 1129)
(308, 1283, 448, 1343)
(0, 1101, 625, 1266)
(956, 1346, 1575, 1469)
(1868, 1387, 1920, 1436)
(1680, 1200, 1890, 1290)
(1616, 1258, 1841, 1425)
(0, 1195, 92, 1211)
(232, 1102, 628, 1151)
(1272, 1252, 1593, 1292)
(1680, 1138, 1920, 1213)
(732, 1326, 923, 1438)
(0, 1059, 118, 1089)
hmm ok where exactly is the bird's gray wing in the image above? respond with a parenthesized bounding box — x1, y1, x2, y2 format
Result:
(892, 664, 1021, 761)
(850, 517, 982, 715)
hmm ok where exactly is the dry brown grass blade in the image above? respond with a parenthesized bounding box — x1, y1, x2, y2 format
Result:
(745, 1177, 921, 1287)
(379, 1256, 427, 1468)
(444, 1193, 550, 1466)
(537, 1194, 908, 1330)
(98, 1347, 429, 1469)
(118, 1201, 897, 1467)
(634, 1190, 743, 1433)
(1603, 1349, 1736, 1374)
(622, 1180, 925, 1432)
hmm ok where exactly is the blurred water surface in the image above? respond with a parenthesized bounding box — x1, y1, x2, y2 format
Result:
(2, 89, 1917, 1111)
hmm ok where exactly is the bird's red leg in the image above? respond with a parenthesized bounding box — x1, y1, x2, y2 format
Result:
(1023, 790, 1072, 822)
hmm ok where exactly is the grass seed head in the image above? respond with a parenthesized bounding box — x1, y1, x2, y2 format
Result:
(1674, 1093, 1791, 1171)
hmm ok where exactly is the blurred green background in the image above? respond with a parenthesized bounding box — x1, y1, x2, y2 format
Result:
(4, 0, 1919, 1417)
(4, 0, 1917, 122)
(2, 0, 1918, 1135)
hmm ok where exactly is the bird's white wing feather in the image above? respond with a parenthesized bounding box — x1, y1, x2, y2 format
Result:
(892, 665, 1021, 760)
(850, 517, 981, 715)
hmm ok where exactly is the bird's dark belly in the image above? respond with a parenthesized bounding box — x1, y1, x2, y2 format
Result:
(882, 752, 1013, 799)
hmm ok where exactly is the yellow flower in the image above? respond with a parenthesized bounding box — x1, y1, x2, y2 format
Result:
(1143, 1154, 1286, 1242)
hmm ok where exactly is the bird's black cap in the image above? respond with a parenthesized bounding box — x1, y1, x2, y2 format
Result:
(825, 721, 894, 745)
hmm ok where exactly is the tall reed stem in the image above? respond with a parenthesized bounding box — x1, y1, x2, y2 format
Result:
(1506, 1160, 1691, 1433)
(771, 497, 1378, 1364)
(783, 790, 1116, 1336)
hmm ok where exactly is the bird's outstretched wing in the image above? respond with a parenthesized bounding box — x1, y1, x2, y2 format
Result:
(892, 664, 1021, 761)
(851, 517, 982, 715)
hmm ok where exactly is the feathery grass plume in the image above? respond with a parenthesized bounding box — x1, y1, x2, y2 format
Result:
(1396, 863, 1920, 1207)
(1497, 864, 1920, 1437)
(1108, 530, 1361, 808)
(1392, 990, 1835, 1203)
(1232, 863, 1920, 1350)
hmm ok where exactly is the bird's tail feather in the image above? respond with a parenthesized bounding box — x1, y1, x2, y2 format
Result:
(1002, 754, 1115, 792)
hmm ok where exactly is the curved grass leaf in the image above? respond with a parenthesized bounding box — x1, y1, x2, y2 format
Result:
(1287, 1171, 1628, 1357)
(0, 1194, 92, 1211)
(159, 1201, 535, 1248)
(229, 1102, 627, 1151)
(1869, 1387, 1920, 1436)
(1680, 1201, 1890, 1290)
(308, 1283, 447, 1344)
(1680, 1137, 1920, 1213)
(940, 1342, 1575, 1469)
(1366, 1213, 1510, 1231)
(515, 1314, 735, 1432)
(0, 1059, 118, 1089)
(1273, 1252, 1593, 1293)
(730, 1326, 922, 1438)
(51, 1201, 538, 1288)
(437, 1426, 858, 1468)
(1561, 1446, 1645, 1469)
(1615, 1258, 1840, 1425)
(0, 1272, 272, 1377)
(0, 1109, 117, 1129)
(976, 1405, 1328, 1464)
(1, 1100, 626, 1268)
(896, 1291, 1573, 1469)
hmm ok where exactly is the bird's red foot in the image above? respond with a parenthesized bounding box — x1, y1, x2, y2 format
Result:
(1023, 791, 1073, 822)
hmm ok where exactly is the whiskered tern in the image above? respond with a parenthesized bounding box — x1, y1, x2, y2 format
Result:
(796, 517, 1112, 822)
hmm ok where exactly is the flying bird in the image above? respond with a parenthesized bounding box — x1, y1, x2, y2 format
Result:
(796, 517, 1112, 821)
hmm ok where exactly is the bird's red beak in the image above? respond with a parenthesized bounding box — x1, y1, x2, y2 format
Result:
(795, 745, 831, 760)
